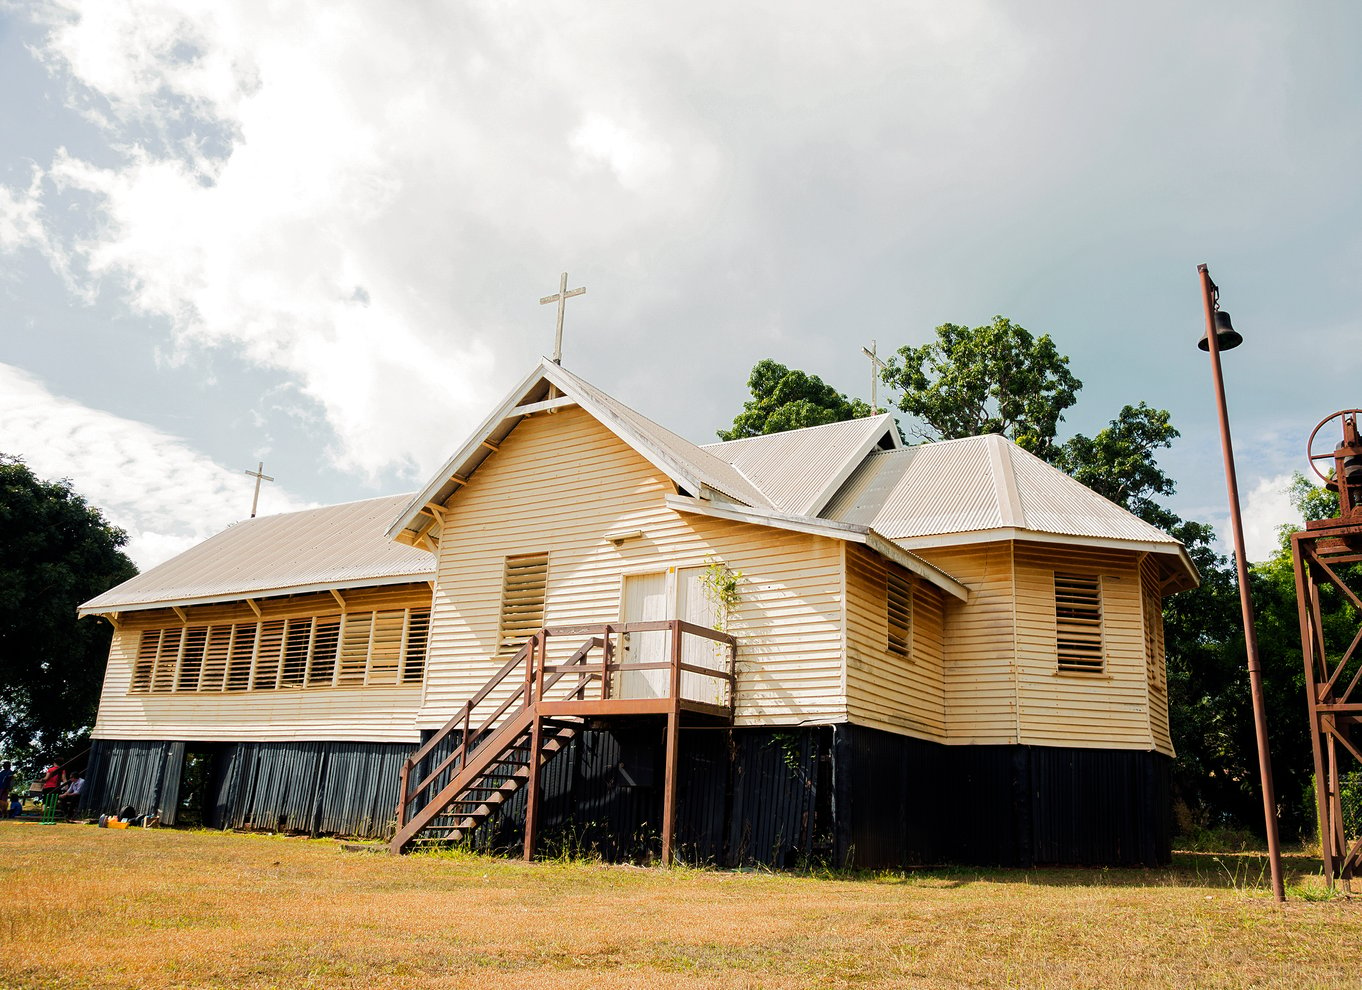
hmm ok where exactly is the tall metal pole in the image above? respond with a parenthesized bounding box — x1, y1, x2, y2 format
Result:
(1197, 263, 1285, 903)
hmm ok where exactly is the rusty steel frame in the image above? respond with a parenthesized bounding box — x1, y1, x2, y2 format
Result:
(1291, 410, 1362, 888)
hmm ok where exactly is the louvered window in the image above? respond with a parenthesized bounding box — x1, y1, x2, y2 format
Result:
(309, 616, 341, 687)
(127, 606, 431, 695)
(402, 608, 430, 683)
(131, 630, 159, 693)
(338, 612, 373, 684)
(200, 626, 233, 692)
(254, 620, 286, 689)
(1143, 587, 1166, 693)
(226, 624, 256, 691)
(368, 611, 405, 685)
(1056, 573, 1103, 673)
(152, 627, 181, 693)
(281, 618, 312, 686)
(499, 553, 548, 653)
(887, 569, 913, 659)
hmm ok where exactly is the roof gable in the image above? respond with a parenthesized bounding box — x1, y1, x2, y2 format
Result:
(702, 414, 900, 517)
(390, 360, 774, 545)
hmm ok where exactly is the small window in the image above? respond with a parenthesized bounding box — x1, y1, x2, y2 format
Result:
(1056, 573, 1103, 673)
(887, 568, 913, 659)
(499, 552, 548, 652)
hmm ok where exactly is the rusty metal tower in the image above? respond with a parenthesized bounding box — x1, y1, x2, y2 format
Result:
(1292, 409, 1362, 887)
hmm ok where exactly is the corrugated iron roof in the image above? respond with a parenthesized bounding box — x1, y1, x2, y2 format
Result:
(702, 415, 899, 516)
(80, 494, 434, 614)
(822, 433, 1184, 548)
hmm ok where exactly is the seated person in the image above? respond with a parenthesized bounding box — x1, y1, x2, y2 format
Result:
(7, 793, 21, 818)
(57, 774, 85, 819)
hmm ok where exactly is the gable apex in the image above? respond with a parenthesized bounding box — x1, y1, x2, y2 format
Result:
(388, 360, 773, 545)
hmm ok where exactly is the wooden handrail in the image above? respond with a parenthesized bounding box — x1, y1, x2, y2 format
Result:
(395, 620, 740, 840)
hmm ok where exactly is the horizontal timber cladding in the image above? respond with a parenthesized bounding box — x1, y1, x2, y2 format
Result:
(833, 724, 1172, 868)
(911, 543, 1019, 745)
(422, 404, 846, 730)
(1011, 542, 1160, 753)
(844, 544, 948, 741)
(92, 584, 432, 744)
(84, 740, 186, 824)
(417, 725, 831, 866)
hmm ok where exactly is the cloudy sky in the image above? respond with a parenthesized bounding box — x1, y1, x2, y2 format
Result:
(2, 0, 1359, 570)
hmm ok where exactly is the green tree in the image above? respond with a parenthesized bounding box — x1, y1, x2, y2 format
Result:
(718, 359, 871, 441)
(881, 316, 1081, 461)
(0, 456, 137, 770)
(1055, 403, 1180, 528)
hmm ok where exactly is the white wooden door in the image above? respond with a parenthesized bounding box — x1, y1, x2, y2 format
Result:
(676, 567, 728, 706)
(620, 572, 669, 698)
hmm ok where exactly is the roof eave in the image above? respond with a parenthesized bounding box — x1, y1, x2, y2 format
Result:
(77, 570, 436, 618)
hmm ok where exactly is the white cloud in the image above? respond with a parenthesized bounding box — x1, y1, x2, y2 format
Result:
(9, 0, 1020, 481)
(1238, 473, 1298, 563)
(0, 363, 316, 569)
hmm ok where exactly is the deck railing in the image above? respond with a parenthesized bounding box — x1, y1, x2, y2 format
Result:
(395, 620, 736, 832)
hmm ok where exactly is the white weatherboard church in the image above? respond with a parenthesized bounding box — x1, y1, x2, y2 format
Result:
(80, 355, 1196, 867)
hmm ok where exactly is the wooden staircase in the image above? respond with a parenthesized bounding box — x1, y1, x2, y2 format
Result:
(390, 621, 737, 860)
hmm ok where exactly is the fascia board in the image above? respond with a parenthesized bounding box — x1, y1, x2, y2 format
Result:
(891, 527, 1200, 590)
(387, 361, 556, 540)
(76, 571, 436, 617)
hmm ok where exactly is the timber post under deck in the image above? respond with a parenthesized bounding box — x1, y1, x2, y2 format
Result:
(390, 620, 737, 860)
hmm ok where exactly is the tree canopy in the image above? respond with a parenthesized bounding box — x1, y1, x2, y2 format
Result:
(881, 316, 1081, 461)
(0, 455, 137, 770)
(718, 359, 870, 441)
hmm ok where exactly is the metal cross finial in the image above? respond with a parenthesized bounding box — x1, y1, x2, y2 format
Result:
(861, 340, 888, 415)
(539, 272, 586, 365)
(243, 461, 274, 519)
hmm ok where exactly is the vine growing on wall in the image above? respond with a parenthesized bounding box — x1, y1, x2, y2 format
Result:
(699, 559, 743, 632)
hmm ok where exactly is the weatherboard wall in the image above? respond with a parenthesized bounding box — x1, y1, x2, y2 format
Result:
(91, 584, 430, 744)
(843, 543, 948, 741)
(419, 404, 847, 729)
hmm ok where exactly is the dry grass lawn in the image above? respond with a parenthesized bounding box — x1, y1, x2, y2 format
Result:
(2, 820, 1359, 989)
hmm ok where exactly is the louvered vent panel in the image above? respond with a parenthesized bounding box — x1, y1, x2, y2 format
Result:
(1056, 573, 1103, 673)
(177, 626, 208, 691)
(281, 618, 312, 686)
(887, 569, 913, 659)
(499, 553, 548, 652)
(152, 627, 182, 693)
(338, 612, 373, 684)
(309, 616, 341, 686)
(402, 608, 430, 683)
(131, 630, 159, 693)
(254, 620, 286, 689)
(226, 624, 256, 691)
(200, 625, 233, 691)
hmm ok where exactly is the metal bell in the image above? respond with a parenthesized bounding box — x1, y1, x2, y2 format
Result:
(1198, 310, 1243, 352)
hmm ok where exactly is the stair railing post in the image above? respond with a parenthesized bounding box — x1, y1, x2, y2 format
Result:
(523, 713, 544, 862)
(396, 759, 411, 830)
(602, 625, 613, 701)
(661, 620, 683, 866)
(456, 701, 471, 775)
